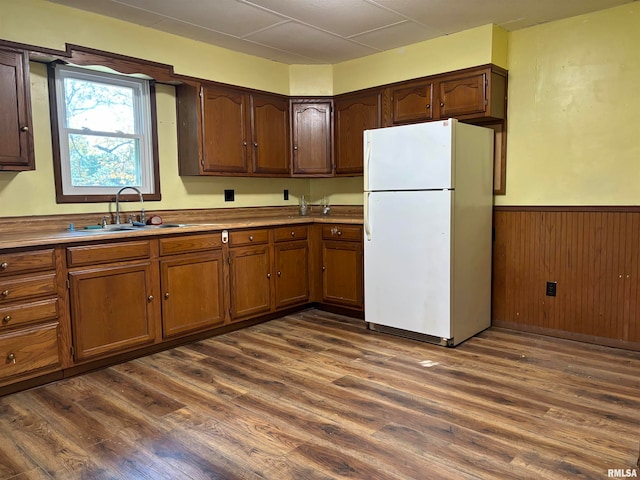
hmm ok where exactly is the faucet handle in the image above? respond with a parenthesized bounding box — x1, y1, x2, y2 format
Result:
(101, 216, 108, 228)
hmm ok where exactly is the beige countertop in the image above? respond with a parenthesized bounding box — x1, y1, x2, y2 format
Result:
(0, 213, 363, 250)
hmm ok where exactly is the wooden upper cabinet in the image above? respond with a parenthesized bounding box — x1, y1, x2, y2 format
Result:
(0, 48, 34, 171)
(291, 100, 333, 176)
(251, 94, 290, 176)
(334, 90, 381, 175)
(389, 80, 434, 125)
(438, 71, 487, 118)
(201, 85, 250, 174)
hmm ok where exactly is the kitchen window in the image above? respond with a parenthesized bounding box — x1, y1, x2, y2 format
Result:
(50, 64, 160, 202)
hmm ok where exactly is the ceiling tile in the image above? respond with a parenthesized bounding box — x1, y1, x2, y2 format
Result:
(109, 0, 287, 36)
(244, 0, 404, 36)
(48, 0, 167, 27)
(153, 19, 316, 64)
(351, 20, 443, 50)
(246, 21, 378, 63)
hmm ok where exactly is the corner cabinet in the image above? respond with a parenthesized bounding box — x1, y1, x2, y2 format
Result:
(0, 48, 34, 171)
(320, 224, 364, 311)
(290, 99, 333, 176)
(334, 90, 381, 175)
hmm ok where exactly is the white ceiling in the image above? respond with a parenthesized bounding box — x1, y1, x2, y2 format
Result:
(47, 0, 636, 64)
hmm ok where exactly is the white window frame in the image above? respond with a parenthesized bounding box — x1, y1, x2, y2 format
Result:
(53, 64, 155, 196)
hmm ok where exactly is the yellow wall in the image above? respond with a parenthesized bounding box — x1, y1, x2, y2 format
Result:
(497, 3, 640, 206)
(332, 24, 500, 94)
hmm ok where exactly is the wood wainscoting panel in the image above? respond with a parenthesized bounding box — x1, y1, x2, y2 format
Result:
(493, 209, 640, 349)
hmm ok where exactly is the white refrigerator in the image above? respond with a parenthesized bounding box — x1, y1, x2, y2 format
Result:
(363, 119, 493, 346)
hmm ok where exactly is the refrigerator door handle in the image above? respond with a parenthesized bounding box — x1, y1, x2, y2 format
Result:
(363, 131, 371, 191)
(364, 191, 371, 241)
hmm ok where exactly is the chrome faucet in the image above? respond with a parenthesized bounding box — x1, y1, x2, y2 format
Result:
(115, 186, 145, 225)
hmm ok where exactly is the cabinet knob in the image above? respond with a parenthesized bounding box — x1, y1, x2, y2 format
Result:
(322, 266, 326, 271)
(20, 126, 29, 132)
(2, 315, 11, 324)
(337, 231, 342, 236)
(426, 104, 430, 109)
(147, 295, 154, 302)
(267, 273, 271, 279)
(243, 141, 247, 146)
(253, 142, 258, 147)
(164, 292, 170, 299)
(1, 290, 9, 297)
(7, 353, 15, 364)
(277, 271, 281, 277)
(440, 102, 444, 107)
(0, 262, 7, 269)
(290, 231, 295, 237)
(249, 235, 254, 241)
(293, 146, 298, 150)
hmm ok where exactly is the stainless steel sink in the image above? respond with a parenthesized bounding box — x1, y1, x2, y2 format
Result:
(74, 223, 213, 234)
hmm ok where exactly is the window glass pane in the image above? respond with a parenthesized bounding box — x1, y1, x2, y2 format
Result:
(64, 77, 136, 134)
(68, 133, 141, 187)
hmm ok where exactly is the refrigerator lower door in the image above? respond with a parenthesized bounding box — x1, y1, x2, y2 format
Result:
(364, 190, 452, 339)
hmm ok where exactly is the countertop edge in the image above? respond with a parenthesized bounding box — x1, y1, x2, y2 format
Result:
(0, 215, 363, 250)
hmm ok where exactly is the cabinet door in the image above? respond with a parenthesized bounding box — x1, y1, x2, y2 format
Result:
(334, 91, 381, 175)
(274, 241, 309, 309)
(69, 262, 157, 361)
(201, 85, 250, 173)
(389, 80, 434, 125)
(438, 72, 487, 118)
(251, 94, 290, 175)
(322, 240, 363, 309)
(0, 48, 33, 170)
(291, 101, 332, 175)
(160, 251, 224, 338)
(229, 245, 271, 320)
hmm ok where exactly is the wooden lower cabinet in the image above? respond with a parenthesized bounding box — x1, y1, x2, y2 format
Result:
(160, 251, 224, 338)
(229, 243, 272, 321)
(68, 261, 158, 361)
(274, 230, 309, 309)
(320, 225, 364, 310)
(0, 247, 63, 387)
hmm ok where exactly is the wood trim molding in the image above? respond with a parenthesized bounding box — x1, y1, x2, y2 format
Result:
(494, 205, 640, 212)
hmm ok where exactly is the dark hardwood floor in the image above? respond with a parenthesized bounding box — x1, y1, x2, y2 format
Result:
(1, 309, 638, 479)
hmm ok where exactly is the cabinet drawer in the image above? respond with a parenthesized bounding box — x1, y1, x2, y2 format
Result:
(159, 233, 222, 256)
(0, 249, 55, 276)
(67, 240, 151, 267)
(0, 273, 57, 304)
(0, 322, 60, 380)
(321, 225, 362, 242)
(0, 298, 58, 329)
(274, 225, 308, 242)
(228, 229, 269, 246)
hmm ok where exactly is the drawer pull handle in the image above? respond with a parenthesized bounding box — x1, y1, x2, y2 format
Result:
(0, 262, 7, 269)
(2, 315, 11, 324)
(164, 292, 170, 299)
(7, 353, 15, 364)
(290, 231, 295, 237)
(1, 290, 8, 297)
(337, 231, 342, 236)
(148, 295, 154, 302)
(249, 235, 254, 241)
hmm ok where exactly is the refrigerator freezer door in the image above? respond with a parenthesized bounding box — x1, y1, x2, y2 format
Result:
(364, 120, 454, 192)
(364, 190, 452, 338)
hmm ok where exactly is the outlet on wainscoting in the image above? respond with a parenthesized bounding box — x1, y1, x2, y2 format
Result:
(224, 189, 235, 202)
